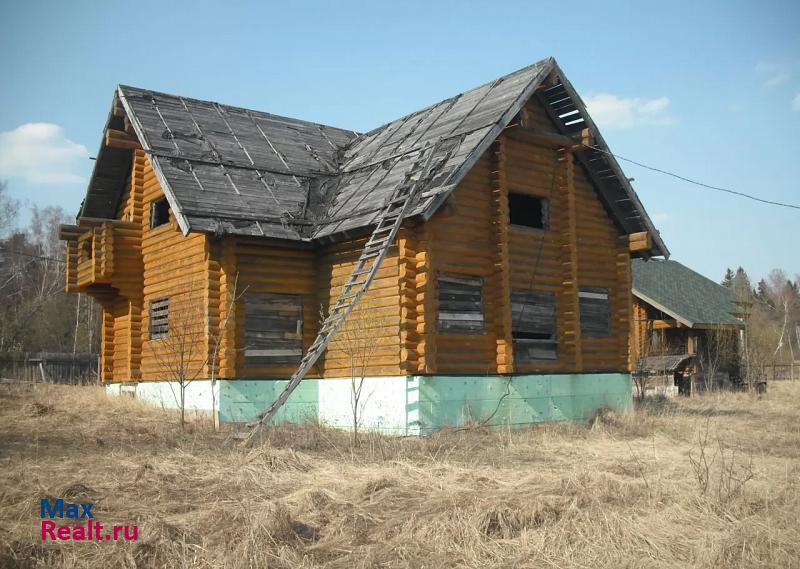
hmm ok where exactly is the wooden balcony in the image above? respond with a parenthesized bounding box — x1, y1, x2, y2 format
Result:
(61, 219, 140, 293)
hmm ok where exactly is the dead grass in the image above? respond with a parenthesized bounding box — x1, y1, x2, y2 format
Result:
(1, 381, 799, 568)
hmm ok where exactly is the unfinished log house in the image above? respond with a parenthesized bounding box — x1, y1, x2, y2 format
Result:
(60, 57, 669, 433)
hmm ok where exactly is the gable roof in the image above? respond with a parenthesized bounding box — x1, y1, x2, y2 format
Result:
(79, 57, 667, 256)
(632, 259, 743, 328)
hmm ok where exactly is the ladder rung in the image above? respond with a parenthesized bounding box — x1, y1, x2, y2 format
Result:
(366, 235, 389, 246)
(343, 283, 366, 294)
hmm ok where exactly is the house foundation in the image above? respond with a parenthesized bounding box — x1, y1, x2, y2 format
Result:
(107, 373, 632, 435)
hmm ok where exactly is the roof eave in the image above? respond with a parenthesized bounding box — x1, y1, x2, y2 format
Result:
(549, 62, 669, 259)
(116, 85, 193, 236)
(632, 288, 695, 328)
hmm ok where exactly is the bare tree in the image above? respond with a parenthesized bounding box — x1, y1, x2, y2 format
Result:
(149, 289, 210, 430)
(150, 277, 244, 431)
(327, 299, 388, 443)
(0, 198, 86, 356)
(208, 274, 245, 430)
(697, 326, 737, 391)
(765, 270, 797, 364)
(0, 181, 19, 239)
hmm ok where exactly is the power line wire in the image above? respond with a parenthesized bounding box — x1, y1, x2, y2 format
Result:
(0, 248, 66, 264)
(587, 144, 800, 211)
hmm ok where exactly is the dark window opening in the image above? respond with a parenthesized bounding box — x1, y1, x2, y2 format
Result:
(437, 273, 485, 334)
(579, 288, 610, 338)
(244, 293, 304, 367)
(149, 297, 170, 340)
(150, 197, 170, 229)
(79, 237, 93, 260)
(509, 193, 547, 229)
(511, 289, 558, 361)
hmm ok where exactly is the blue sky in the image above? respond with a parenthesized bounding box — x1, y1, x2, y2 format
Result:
(1, 0, 798, 283)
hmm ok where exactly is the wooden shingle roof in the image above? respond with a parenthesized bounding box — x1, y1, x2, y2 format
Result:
(79, 57, 667, 256)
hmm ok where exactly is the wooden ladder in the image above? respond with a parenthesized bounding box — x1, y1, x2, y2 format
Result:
(231, 142, 445, 446)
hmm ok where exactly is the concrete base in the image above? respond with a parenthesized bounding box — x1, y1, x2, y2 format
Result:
(106, 380, 219, 415)
(107, 373, 632, 435)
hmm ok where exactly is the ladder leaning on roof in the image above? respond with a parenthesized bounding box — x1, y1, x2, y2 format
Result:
(230, 140, 450, 447)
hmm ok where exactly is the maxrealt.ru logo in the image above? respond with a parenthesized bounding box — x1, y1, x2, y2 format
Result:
(40, 498, 138, 541)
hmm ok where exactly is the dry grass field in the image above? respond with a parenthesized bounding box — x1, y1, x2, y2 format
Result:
(1, 381, 799, 568)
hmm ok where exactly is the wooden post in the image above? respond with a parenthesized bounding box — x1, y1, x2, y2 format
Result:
(416, 224, 437, 373)
(559, 151, 582, 372)
(398, 224, 419, 373)
(217, 237, 238, 379)
(615, 236, 633, 372)
(490, 139, 514, 374)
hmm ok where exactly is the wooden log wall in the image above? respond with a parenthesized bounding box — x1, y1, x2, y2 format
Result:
(425, 152, 497, 373)
(232, 239, 318, 378)
(415, 97, 631, 376)
(316, 238, 402, 378)
(504, 101, 577, 374)
(489, 140, 514, 373)
(138, 156, 210, 382)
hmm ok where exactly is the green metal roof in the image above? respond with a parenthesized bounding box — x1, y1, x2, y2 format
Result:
(631, 259, 743, 328)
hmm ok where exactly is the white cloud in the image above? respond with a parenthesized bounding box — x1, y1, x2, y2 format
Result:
(793, 93, 800, 112)
(0, 123, 89, 185)
(756, 62, 791, 88)
(651, 212, 671, 226)
(583, 93, 674, 130)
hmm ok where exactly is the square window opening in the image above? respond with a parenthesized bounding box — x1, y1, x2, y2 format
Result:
(437, 273, 485, 334)
(244, 293, 304, 368)
(509, 193, 548, 229)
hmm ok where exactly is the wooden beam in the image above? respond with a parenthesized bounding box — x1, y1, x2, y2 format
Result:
(490, 139, 514, 374)
(508, 120, 586, 150)
(651, 319, 680, 330)
(560, 151, 583, 372)
(628, 231, 652, 253)
(105, 129, 140, 150)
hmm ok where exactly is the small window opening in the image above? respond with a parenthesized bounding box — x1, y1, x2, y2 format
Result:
(511, 289, 558, 361)
(579, 288, 610, 338)
(79, 237, 93, 260)
(437, 273, 485, 334)
(508, 193, 547, 229)
(149, 297, 170, 340)
(150, 197, 170, 229)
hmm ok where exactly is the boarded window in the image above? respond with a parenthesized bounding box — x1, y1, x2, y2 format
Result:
(150, 197, 170, 229)
(509, 193, 548, 229)
(245, 293, 303, 367)
(511, 289, 557, 361)
(437, 273, 484, 334)
(579, 288, 610, 338)
(149, 297, 169, 340)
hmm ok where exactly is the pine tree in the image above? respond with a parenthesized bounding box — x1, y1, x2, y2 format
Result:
(731, 266, 753, 302)
(721, 268, 734, 288)
(756, 279, 771, 305)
